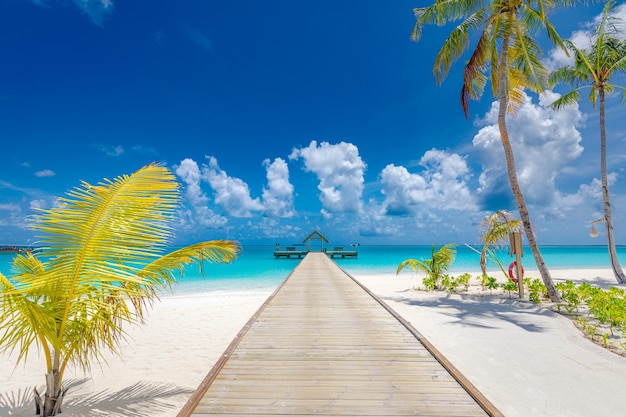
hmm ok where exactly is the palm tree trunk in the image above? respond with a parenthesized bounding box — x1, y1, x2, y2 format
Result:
(497, 36, 560, 302)
(480, 249, 487, 276)
(42, 350, 65, 416)
(599, 89, 626, 283)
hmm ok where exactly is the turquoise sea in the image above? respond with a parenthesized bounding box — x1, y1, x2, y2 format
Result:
(1, 245, 624, 295)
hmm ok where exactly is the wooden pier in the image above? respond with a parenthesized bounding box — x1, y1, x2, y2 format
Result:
(274, 231, 358, 259)
(274, 246, 358, 259)
(177, 253, 502, 417)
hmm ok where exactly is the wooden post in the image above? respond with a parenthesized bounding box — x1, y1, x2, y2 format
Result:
(508, 231, 524, 298)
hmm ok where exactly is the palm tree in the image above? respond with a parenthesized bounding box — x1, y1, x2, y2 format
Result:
(548, 0, 626, 284)
(411, 0, 568, 301)
(478, 210, 522, 276)
(397, 244, 456, 290)
(0, 163, 241, 416)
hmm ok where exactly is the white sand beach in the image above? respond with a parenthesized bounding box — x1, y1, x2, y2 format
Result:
(2, 268, 626, 417)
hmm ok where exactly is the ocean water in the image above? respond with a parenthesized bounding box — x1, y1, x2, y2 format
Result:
(1, 245, 624, 295)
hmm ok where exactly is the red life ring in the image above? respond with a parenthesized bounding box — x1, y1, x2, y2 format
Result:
(508, 261, 524, 283)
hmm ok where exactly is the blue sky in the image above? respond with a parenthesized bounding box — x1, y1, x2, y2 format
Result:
(1, 0, 624, 247)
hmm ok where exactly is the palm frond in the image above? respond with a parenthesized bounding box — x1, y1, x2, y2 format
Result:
(0, 163, 243, 408)
(461, 22, 491, 117)
(397, 259, 423, 275)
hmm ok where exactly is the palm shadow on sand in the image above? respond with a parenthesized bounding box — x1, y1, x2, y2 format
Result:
(386, 292, 554, 333)
(0, 379, 193, 416)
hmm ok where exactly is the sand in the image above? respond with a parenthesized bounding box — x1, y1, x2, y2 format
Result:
(2, 268, 626, 417)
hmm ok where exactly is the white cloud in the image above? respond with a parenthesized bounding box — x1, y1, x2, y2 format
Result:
(95, 144, 124, 157)
(289, 141, 366, 215)
(33, 1, 114, 25)
(262, 158, 295, 218)
(473, 91, 584, 206)
(202, 156, 264, 217)
(175, 158, 210, 206)
(72, 0, 114, 25)
(29, 199, 48, 210)
(0, 203, 20, 212)
(547, 3, 626, 69)
(34, 169, 55, 178)
(380, 148, 477, 216)
(0, 203, 26, 228)
(558, 174, 617, 214)
(175, 156, 297, 227)
(174, 158, 227, 228)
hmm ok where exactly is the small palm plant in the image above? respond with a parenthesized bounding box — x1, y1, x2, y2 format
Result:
(0, 163, 240, 416)
(397, 244, 456, 290)
(478, 210, 522, 277)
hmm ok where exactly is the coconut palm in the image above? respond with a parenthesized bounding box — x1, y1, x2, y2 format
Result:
(397, 244, 456, 290)
(411, 0, 568, 301)
(0, 163, 240, 416)
(548, 0, 626, 284)
(478, 210, 523, 276)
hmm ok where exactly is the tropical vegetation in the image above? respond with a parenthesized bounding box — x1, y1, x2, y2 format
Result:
(397, 243, 456, 290)
(0, 164, 240, 416)
(548, 0, 626, 283)
(410, 0, 568, 302)
(477, 210, 522, 277)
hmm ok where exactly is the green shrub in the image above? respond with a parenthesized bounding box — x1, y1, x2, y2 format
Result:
(555, 280, 581, 313)
(524, 277, 548, 303)
(501, 279, 518, 297)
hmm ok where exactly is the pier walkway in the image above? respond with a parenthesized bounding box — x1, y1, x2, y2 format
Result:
(177, 253, 502, 417)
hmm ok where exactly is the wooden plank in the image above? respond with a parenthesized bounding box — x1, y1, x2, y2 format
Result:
(178, 253, 503, 417)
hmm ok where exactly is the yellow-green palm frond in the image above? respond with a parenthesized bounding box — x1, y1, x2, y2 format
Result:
(479, 210, 522, 246)
(433, 8, 489, 86)
(1, 163, 243, 381)
(549, 0, 626, 111)
(397, 244, 456, 277)
(507, 74, 528, 114)
(432, 243, 456, 269)
(396, 259, 424, 275)
(461, 24, 492, 117)
(0, 272, 58, 366)
(125, 240, 241, 316)
(510, 29, 549, 94)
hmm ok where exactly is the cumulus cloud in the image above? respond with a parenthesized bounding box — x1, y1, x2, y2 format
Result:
(34, 169, 55, 178)
(262, 158, 295, 217)
(175, 156, 297, 227)
(202, 157, 264, 217)
(176, 158, 210, 207)
(289, 141, 366, 216)
(547, 3, 626, 69)
(380, 149, 477, 216)
(174, 158, 227, 228)
(473, 91, 584, 209)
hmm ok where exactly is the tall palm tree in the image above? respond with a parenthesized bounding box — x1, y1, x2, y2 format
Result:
(411, 0, 569, 301)
(478, 210, 522, 276)
(0, 164, 241, 416)
(548, 0, 626, 284)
